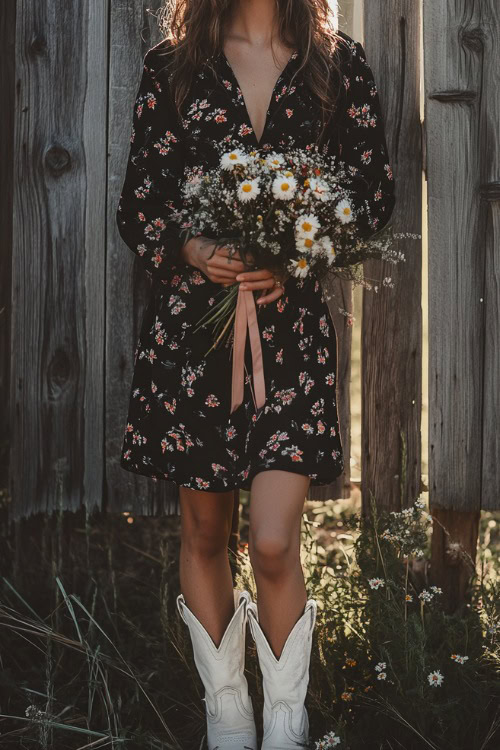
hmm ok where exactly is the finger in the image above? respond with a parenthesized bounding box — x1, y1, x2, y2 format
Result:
(238, 278, 278, 291)
(209, 258, 248, 274)
(210, 275, 237, 285)
(206, 264, 241, 280)
(236, 269, 275, 282)
(256, 287, 285, 305)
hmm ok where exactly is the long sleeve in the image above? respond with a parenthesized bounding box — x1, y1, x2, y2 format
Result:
(334, 39, 396, 239)
(116, 46, 187, 280)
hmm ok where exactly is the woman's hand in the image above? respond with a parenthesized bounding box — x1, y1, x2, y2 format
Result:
(235, 267, 289, 306)
(181, 236, 255, 285)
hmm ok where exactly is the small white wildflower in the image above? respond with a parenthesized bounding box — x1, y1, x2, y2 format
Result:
(405, 594, 413, 602)
(315, 730, 341, 749)
(427, 670, 444, 687)
(334, 199, 354, 224)
(220, 149, 248, 170)
(377, 672, 387, 680)
(488, 624, 499, 634)
(308, 176, 331, 201)
(237, 178, 260, 202)
(430, 585, 443, 595)
(375, 662, 386, 672)
(419, 589, 434, 602)
(414, 499, 425, 509)
(451, 654, 469, 664)
(272, 174, 297, 199)
(368, 577, 385, 590)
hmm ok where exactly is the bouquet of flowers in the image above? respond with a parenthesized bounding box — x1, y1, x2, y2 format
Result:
(177, 138, 409, 356)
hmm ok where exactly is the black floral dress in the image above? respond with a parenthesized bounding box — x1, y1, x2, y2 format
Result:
(116, 30, 396, 492)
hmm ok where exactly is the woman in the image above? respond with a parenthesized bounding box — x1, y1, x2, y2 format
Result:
(116, 0, 396, 747)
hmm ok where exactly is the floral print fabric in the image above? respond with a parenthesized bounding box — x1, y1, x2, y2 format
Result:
(116, 30, 396, 492)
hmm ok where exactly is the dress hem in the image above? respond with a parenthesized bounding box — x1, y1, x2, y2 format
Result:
(120, 457, 344, 493)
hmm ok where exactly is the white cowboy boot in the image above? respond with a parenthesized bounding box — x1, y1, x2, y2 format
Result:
(176, 589, 257, 750)
(246, 597, 317, 750)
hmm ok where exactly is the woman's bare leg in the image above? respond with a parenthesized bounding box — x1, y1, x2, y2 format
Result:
(248, 470, 310, 659)
(179, 486, 236, 647)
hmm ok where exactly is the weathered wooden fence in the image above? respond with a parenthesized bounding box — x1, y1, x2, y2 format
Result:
(1, 0, 499, 608)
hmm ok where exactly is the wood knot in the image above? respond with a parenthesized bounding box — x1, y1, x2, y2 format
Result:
(479, 182, 500, 202)
(45, 145, 71, 174)
(461, 27, 485, 54)
(429, 90, 476, 104)
(30, 34, 47, 55)
(47, 348, 72, 399)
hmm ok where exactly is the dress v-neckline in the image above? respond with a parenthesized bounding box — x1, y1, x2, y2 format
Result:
(220, 49, 298, 147)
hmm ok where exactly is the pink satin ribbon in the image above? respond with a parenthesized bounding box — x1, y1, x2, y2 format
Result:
(230, 287, 266, 414)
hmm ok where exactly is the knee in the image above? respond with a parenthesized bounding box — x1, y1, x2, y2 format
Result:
(249, 533, 295, 580)
(181, 516, 229, 559)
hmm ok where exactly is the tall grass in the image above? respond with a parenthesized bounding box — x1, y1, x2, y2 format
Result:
(0, 497, 498, 749)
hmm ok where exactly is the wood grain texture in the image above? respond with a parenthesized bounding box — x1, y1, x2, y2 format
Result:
(106, 0, 181, 515)
(424, 0, 500, 511)
(361, 1, 423, 512)
(0, 0, 16, 496)
(9, 1, 108, 520)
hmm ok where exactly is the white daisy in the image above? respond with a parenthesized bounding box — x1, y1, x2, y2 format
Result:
(427, 670, 444, 687)
(220, 149, 248, 170)
(237, 178, 260, 202)
(319, 235, 337, 264)
(272, 174, 297, 200)
(295, 213, 320, 238)
(295, 235, 316, 254)
(266, 153, 285, 169)
(288, 257, 310, 278)
(307, 177, 331, 201)
(335, 199, 354, 224)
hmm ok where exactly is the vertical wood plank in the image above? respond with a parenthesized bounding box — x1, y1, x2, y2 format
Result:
(362, 1, 423, 513)
(307, 0, 363, 501)
(106, 0, 181, 515)
(424, 0, 498, 512)
(9, 1, 108, 519)
(0, 0, 16, 494)
(478, 3, 500, 511)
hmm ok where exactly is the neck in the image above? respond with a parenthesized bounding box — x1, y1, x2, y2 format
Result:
(225, 0, 279, 47)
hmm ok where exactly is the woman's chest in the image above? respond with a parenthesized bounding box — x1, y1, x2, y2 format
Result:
(175, 57, 340, 169)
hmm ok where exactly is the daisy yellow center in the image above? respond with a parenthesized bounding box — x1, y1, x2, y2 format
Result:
(229, 153, 238, 160)
(304, 238, 313, 248)
(272, 159, 279, 165)
(343, 206, 351, 215)
(284, 170, 293, 177)
(298, 258, 308, 268)
(301, 221, 312, 232)
(280, 182, 290, 191)
(242, 184, 252, 192)
(304, 179, 310, 187)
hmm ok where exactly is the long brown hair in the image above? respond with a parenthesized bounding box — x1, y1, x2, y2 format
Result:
(156, 0, 349, 144)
